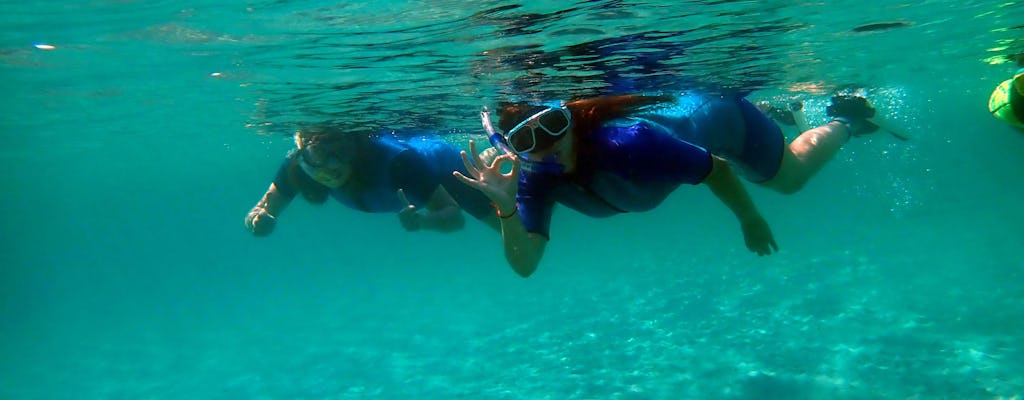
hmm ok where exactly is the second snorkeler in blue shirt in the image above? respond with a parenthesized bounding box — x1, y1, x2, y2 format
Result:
(456, 93, 879, 277)
(245, 124, 497, 237)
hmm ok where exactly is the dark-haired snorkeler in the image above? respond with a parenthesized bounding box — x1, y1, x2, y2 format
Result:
(988, 53, 1024, 130)
(454, 93, 882, 277)
(245, 124, 499, 237)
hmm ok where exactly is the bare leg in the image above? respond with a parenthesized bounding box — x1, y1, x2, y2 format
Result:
(763, 121, 850, 194)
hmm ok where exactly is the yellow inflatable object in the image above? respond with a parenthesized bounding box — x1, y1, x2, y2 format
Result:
(989, 72, 1024, 128)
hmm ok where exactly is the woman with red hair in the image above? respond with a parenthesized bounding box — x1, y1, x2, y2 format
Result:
(456, 93, 878, 277)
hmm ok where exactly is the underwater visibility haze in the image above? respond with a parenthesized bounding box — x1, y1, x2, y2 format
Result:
(2, 1, 1024, 399)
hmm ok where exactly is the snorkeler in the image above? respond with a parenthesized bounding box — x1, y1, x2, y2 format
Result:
(988, 53, 1024, 130)
(245, 124, 498, 237)
(455, 93, 882, 277)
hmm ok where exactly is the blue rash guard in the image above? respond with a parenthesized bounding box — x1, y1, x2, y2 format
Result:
(517, 93, 785, 238)
(273, 134, 493, 220)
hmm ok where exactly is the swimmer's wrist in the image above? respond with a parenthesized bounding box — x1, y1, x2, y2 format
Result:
(736, 210, 765, 224)
(492, 202, 517, 219)
(498, 206, 518, 219)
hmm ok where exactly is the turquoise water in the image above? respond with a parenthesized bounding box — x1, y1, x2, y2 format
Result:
(3, 1, 1024, 399)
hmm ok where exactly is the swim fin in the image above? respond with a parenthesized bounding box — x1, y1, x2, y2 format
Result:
(827, 95, 910, 141)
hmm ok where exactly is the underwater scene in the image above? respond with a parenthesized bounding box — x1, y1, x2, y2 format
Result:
(2, 1, 1024, 399)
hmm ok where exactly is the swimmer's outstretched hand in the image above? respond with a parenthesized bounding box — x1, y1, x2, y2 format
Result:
(245, 206, 276, 237)
(740, 215, 778, 256)
(396, 189, 421, 232)
(453, 140, 520, 212)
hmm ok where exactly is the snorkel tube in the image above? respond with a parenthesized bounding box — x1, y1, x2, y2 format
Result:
(479, 107, 566, 175)
(481, 107, 513, 154)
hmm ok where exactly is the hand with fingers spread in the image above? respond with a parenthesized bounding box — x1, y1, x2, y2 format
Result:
(453, 140, 521, 215)
(453, 139, 544, 277)
(396, 188, 421, 232)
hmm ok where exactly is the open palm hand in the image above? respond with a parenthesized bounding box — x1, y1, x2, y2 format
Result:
(453, 140, 520, 211)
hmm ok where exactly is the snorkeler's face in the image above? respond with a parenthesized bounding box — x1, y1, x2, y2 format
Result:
(300, 157, 351, 188)
(297, 134, 353, 188)
(522, 127, 575, 173)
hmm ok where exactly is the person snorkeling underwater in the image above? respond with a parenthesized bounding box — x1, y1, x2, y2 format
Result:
(245, 124, 500, 237)
(454, 92, 886, 277)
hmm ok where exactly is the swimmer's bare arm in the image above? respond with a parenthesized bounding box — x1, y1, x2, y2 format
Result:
(493, 203, 547, 278)
(453, 140, 546, 277)
(702, 156, 778, 256)
(245, 182, 292, 236)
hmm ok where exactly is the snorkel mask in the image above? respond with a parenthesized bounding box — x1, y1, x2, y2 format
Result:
(295, 133, 350, 186)
(480, 106, 568, 175)
(297, 152, 337, 183)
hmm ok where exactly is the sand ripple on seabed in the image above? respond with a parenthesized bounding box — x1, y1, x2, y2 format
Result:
(439, 251, 1024, 400)
(28, 250, 1022, 400)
